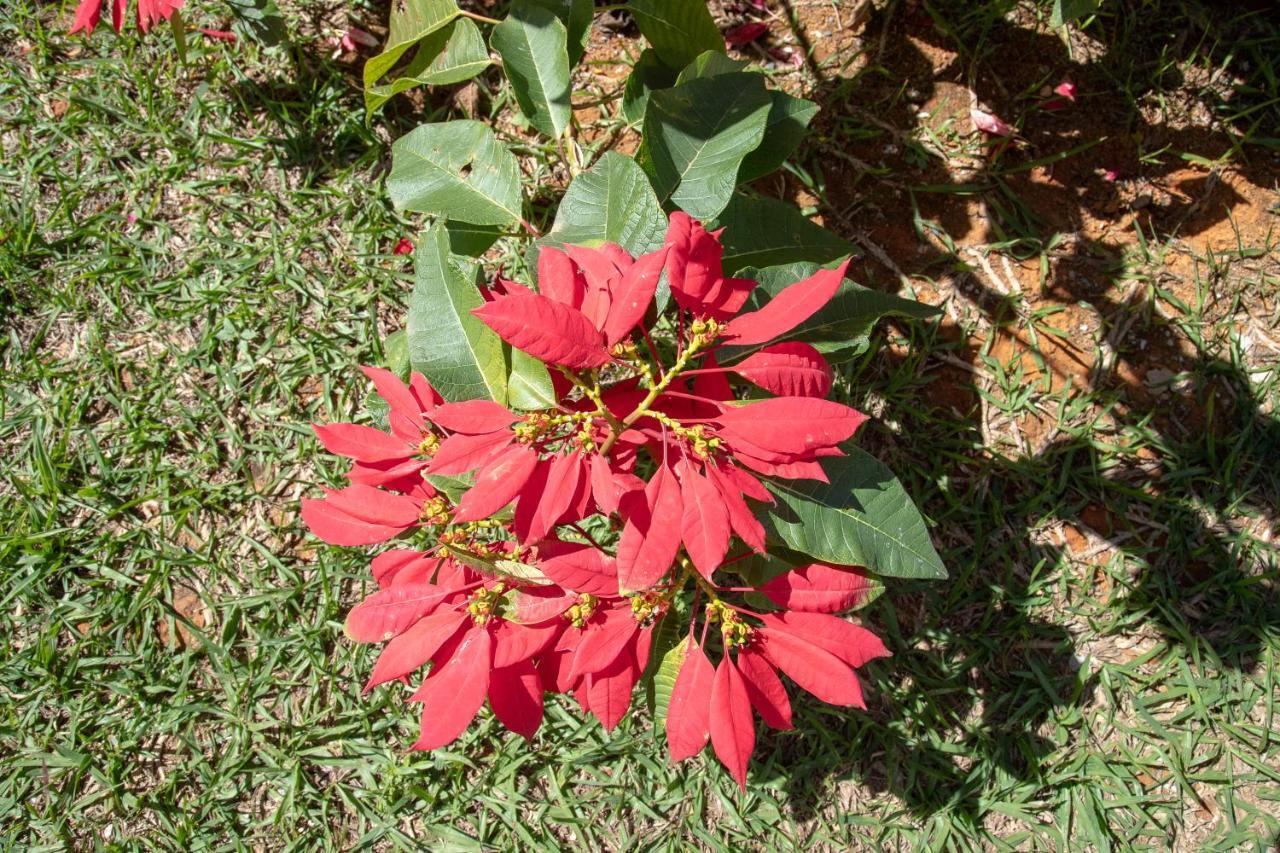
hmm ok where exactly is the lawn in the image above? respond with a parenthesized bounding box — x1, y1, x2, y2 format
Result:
(2, 0, 1278, 848)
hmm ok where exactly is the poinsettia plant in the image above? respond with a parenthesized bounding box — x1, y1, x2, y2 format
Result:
(304, 212, 944, 786)
(68, 0, 284, 46)
(298, 0, 945, 789)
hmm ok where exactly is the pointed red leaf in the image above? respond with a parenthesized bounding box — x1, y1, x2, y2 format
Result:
(664, 211, 724, 310)
(724, 259, 851, 346)
(473, 293, 611, 369)
(602, 247, 669, 346)
(759, 628, 864, 707)
(526, 452, 584, 542)
(733, 451, 829, 482)
(705, 464, 766, 552)
(427, 429, 512, 475)
(722, 464, 772, 503)
(347, 457, 428, 489)
(509, 587, 575, 624)
(313, 422, 409, 463)
(678, 461, 731, 579)
(761, 563, 874, 613)
(538, 543, 619, 596)
(412, 627, 492, 750)
(344, 583, 452, 643)
(300, 485, 419, 546)
(732, 341, 833, 398)
(568, 608, 639, 680)
(666, 639, 715, 761)
(491, 620, 561, 668)
(453, 444, 538, 522)
(589, 453, 632, 516)
(717, 396, 867, 456)
(364, 609, 466, 690)
(512, 457, 552, 541)
(537, 245, 586, 309)
(430, 400, 518, 434)
(724, 21, 768, 47)
(360, 365, 433, 442)
(585, 651, 638, 731)
(763, 611, 890, 667)
(736, 647, 793, 729)
(616, 464, 684, 593)
(371, 549, 440, 588)
(710, 657, 755, 790)
(488, 659, 544, 739)
(563, 245, 620, 329)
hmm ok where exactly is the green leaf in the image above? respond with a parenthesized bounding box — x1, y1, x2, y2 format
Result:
(713, 194, 853, 272)
(640, 72, 772, 221)
(383, 329, 410, 379)
(675, 50, 750, 84)
(425, 473, 472, 502)
(491, 3, 573, 138)
(445, 221, 505, 257)
(737, 91, 820, 182)
(507, 347, 557, 410)
(364, 18, 491, 118)
(621, 48, 678, 126)
(363, 0, 461, 91)
(523, 0, 593, 64)
(387, 121, 523, 227)
(758, 446, 947, 580)
(225, 0, 286, 45)
(406, 223, 509, 403)
(442, 545, 554, 585)
(1050, 0, 1098, 27)
(722, 261, 940, 362)
(547, 152, 668, 254)
(652, 632, 689, 728)
(628, 0, 724, 68)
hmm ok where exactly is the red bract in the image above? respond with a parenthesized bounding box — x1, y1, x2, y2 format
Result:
(303, 211, 899, 789)
(71, 0, 182, 35)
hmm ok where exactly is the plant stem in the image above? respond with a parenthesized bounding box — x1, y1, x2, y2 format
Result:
(597, 339, 704, 456)
(459, 9, 502, 25)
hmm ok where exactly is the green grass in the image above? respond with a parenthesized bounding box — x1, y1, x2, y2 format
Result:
(3, 0, 1279, 849)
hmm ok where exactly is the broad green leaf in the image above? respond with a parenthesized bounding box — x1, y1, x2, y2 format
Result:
(675, 50, 749, 84)
(425, 472, 472, 502)
(652, 632, 689, 728)
(628, 0, 723, 68)
(406, 223, 509, 403)
(363, 0, 461, 91)
(491, 3, 573, 138)
(738, 91, 820, 182)
(722, 261, 940, 362)
(621, 48, 678, 126)
(225, 0, 286, 45)
(524, 0, 592, 64)
(758, 446, 947, 580)
(640, 72, 772, 221)
(445, 221, 505, 257)
(364, 18, 491, 118)
(713, 194, 852, 272)
(387, 121, 523, 227)
(507, 347, 557, 410)
(1051, 0, 1098, 27)
(547, 152, 668, 254)
(383, 329, 410, 379)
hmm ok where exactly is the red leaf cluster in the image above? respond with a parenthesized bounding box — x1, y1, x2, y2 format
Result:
(303, 214, 891, 788)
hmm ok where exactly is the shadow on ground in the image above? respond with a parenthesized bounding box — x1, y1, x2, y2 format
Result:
(759, 0, 1280, 828)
